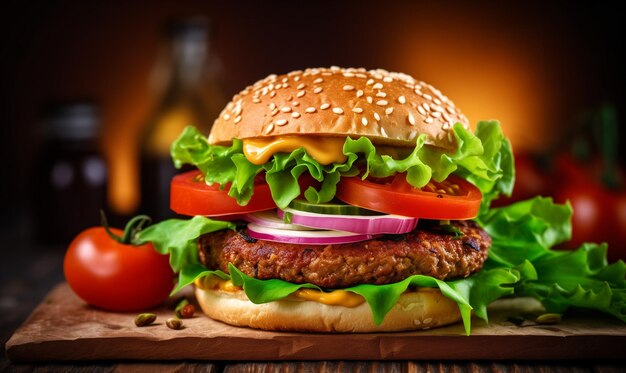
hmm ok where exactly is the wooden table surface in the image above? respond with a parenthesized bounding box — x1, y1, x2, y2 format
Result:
(1, 240, 624, 372)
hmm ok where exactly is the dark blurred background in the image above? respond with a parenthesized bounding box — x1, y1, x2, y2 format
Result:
(1, 0, 625, 350)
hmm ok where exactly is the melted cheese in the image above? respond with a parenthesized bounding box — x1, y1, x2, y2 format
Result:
(242, 136, 347, 165)
(196, 276, 365, 308)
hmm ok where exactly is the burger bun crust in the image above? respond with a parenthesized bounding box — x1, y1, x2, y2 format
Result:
(195, 286, 462, 332)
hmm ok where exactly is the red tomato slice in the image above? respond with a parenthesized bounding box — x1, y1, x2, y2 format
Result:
(171, 170, 277, 217)
(336, 174, 482, 219)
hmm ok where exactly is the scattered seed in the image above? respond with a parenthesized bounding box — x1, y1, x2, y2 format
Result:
(265, 123, 274, 134)
(385, 107, 394, 115)
(271, 109, 279, 116)
(297, 83, 306, 90)
(536, 313, 562, 325)
(352, 108, 364, 113)
(381, 127, 388, 137)
(418, 106, 426, 115)
(313, 77, 324, 84)
(275, 119, 288, 126)
(361, 117, 368, 126)
(234, 116, 242, 124)
(281, 106, 292, 113)
(423, 93, 433, 101)
(376, 92, 387, 98)
(320, 103, 330, 110)
(223, 114, 231, 120)
(373, 83, 383, 89)
(313, 87, 323, 94)
(408, 113, 416, 125)
(135, 313, 156, 327)
(252, 98, 260, 103)
(166, 318, 183, 330)
(376, 100, 388, 106)
(356, 90, 364, 98)
(343, 85, 355, 91)
(270, 91, 276, 98)
(269, 103, 276, 110)
(424, 117, 434, 124)
(297, 90, 306, 98)
(366, 96, 373, 104)
(305, 107, 316, 113)
(366, 79, 374, 85)
(374, 112, 381, 121)
(333, 107, 344, 114)
(291, 112, 301, 118)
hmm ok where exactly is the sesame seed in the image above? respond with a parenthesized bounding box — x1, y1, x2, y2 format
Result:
(431, 111, 442, 118)
(381, 127, 388, 137)
(293, 101, 300, 106)
(409, 131, 417, 140)
(275, 84, 282, 89)
(415, 89, 423, 96)
(281, 107, 292, 113)
(423, 93, 433, 101)
(434, 98, 442, 105)
(233, 106, 242, 116)
(423, 103, 431, 111)
(320, 103, 330, 110)
(291, 112, 301, 118)
(313, 78, 324, 84)
(275, 119, 288, 126)
(234, 115, 242, 124)
(352, 108, 364, 113)
(356, 90, 364, 98)
(313, 87, 323, 94)
(282, 77, 288, 83)
(271, 109, 279, 116)
(398, 96, 406, 104)
(383, 77, 393, 83)
(252, 98, 261, 103)
(297, 90, 306, 98)
(270, 91, 276, 97)
(408, 113, 416, 125)
(376, 100, 388, 106)
(269, 103, 276, 110)
(333, 107, 344, 114)
(223, 114, 230, 120)
(374, 112, 381, 121)
(343, 72, 355, 77)
(366, 79, 374, 85)
(418, 106, 426, 115)
(356, 73, 367, 78)
(305, 107, 316, 113)
(297, 83, 306, 90)
(366, 96, 373, 104)
(376, 92, 387, 98)
(294, 76, 301, 82)
(361, 117, 368, 126)
(343, 85, 355, 91)
(385, 107, 394, 115)
(424, 117, 434, 124)
(442, 122, 451, 130)
(265, 123, 274, 134)
(373, 83, 383, 89)
(447, 106, 455, 114)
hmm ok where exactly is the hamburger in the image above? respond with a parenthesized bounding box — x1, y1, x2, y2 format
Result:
(152, 66, 517, 333)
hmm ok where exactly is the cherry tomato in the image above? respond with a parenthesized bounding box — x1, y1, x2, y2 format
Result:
(64, 227, 174, 311)
(170, 170, 276, 216)
(336, 174, 482, 219)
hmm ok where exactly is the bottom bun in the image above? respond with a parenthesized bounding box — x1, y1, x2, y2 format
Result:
(194, 286, 461, 332)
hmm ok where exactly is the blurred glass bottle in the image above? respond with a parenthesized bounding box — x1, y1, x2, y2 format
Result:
(34, 102, 108, 244)
(140, 18, 225, 221)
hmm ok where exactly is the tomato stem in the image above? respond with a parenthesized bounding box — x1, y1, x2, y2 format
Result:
(100, 210, 152, 245)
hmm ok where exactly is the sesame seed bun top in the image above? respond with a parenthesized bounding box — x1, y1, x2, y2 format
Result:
(208, 67, 469, 150)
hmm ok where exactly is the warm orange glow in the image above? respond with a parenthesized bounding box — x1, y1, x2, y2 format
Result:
(382, 6, 559, 153)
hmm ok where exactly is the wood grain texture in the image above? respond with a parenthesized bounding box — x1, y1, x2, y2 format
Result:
(5, 283, 626, 362)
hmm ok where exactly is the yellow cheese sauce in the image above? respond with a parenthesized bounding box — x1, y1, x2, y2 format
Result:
(196, 276, 365, 308)
(242, 136, 347, 165)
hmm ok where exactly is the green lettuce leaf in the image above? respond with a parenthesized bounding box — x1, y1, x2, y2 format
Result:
(136, 216, 236, 272)
(170, 122, 513, 210)
(479, 197, 626, 323)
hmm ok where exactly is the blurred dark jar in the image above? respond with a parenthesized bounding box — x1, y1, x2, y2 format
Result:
(34, 102, 108, 244)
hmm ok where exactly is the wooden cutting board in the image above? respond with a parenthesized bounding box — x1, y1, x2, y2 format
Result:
(5, 283, 626, 362)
